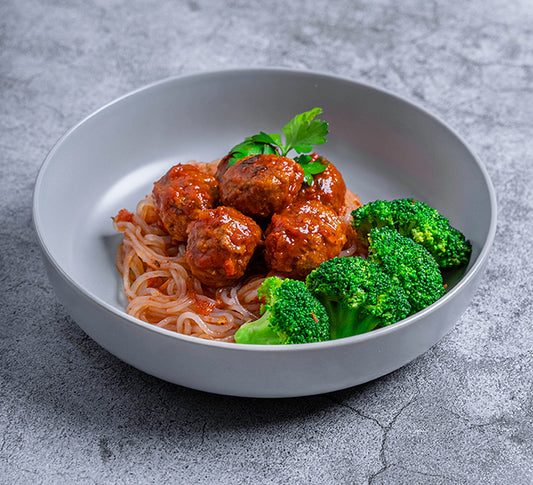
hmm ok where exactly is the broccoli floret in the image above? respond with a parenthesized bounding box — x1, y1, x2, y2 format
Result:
(352, 198, 472, 268)
(306, 257, 411, 339)
(368, 227, 446, 314)
(234, 277, 329, 345)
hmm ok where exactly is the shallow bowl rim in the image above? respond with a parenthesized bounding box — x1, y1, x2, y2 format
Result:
(32, 67, 498, 352)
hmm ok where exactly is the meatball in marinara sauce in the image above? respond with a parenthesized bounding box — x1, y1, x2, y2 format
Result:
(264, 200, 347, 280)
(152, 164, 219, 242)
(294, 154, 347, 214)
(214, 153, 231, 183)
(219, 154, 305, 219)
(186, 206, 262, 287)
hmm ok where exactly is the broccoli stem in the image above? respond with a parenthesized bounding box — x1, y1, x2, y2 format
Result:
(234, 310, 284, 345)
(322, 299, 380, 339)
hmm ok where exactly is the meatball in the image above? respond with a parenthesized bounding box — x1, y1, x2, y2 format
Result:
(214, 153, 232, 182)
(220, 154, 305, 219)
(186, 206, 262, 287)
(152, 164, 219, 242)
(294, 154, 347, 214)
(264, 200, 347, 279)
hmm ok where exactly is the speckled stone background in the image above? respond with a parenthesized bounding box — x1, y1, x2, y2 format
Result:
(1, 1, 532, 483)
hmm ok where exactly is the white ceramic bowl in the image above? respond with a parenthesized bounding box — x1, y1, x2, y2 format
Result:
(33, 68, 496, 398)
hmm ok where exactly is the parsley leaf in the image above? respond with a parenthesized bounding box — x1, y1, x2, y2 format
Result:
(281, 108, 328, 156)
(228, 132, 280, 166)
(225, 108, 330, 180)
(229, 137, 277, 165)
(294, 154, 329, 185)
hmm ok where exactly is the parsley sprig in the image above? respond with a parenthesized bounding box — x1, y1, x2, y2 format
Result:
(227, 108, 329, 185)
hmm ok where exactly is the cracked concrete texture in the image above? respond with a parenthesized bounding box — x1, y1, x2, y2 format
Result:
(1, 0, 532, 483)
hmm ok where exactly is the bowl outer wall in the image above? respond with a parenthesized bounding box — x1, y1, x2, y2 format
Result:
(33, 68, 497, 397)
(41, 248, 489, 398)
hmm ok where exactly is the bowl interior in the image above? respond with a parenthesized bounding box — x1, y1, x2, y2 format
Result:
(34, 69, 494, 328)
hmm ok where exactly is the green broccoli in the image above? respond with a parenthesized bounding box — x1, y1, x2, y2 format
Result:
(306, 257, 411, 339)
(234, 277, 329, 345)
(368, 227, 446, 314)
(352, 198, 472, 268)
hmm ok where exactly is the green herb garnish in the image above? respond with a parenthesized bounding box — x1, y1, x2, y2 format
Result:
(227, 108, 330, 184)
(295, 154, 328, 185)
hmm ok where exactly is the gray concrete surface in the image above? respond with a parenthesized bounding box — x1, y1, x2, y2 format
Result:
(1, 0, 532, 483)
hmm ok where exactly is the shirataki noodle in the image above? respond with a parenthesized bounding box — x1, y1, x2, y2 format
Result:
(114, 195, 265, 341)
(113, 166, 362, 342)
